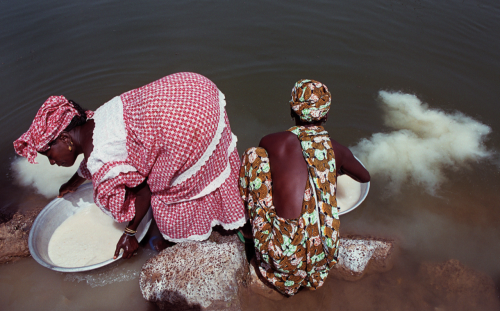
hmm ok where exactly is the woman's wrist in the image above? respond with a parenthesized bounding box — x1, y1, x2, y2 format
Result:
(124, 226, 137, 237)
(68, 172, 86, 187)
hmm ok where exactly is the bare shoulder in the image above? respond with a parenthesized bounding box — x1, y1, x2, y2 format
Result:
(329, 138, 353, 159)
(259, 131, 298, 154)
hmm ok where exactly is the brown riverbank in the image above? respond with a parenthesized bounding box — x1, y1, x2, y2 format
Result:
(0, 206, 42, 264)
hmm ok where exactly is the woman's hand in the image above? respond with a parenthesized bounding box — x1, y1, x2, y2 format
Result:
(58, 172, 87, 197)
(114, 233, 139, 259)
(58, 181, 79, 197)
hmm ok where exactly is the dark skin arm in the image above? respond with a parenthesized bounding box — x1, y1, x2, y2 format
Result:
(58, 172, 87, 197)
(114, 179, 151, 259)
(55, 120, 95, 196)
(330, 140, 370, 183)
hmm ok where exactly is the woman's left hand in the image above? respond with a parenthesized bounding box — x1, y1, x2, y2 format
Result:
(113, 179, 150, 260)
(114, 234, 139, 259)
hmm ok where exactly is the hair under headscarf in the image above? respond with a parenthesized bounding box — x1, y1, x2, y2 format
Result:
(13, 95, 91, 164)
(290, 79, 331, 122)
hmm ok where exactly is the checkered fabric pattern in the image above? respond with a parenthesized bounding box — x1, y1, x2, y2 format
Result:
(78, 158, 92, 180)
(86, 72, 245, 241)
(14, 96, 79, 164)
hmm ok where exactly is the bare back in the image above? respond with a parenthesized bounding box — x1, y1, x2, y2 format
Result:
(259, 129, 370, 219)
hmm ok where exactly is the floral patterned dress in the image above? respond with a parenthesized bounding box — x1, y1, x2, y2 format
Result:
(239, 126, 340, 296)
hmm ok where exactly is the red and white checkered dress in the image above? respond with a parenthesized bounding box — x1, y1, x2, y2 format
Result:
(78, 72, 245, 242)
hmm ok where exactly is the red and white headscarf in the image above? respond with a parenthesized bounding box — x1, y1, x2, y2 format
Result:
(13, 95, 82, 164)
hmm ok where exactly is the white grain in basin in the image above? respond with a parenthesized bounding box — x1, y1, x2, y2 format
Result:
(48, 204, 126, 268)
(336, 175, 362, 213)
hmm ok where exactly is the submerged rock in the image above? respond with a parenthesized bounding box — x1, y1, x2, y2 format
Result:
(0, 207, 42, 264)
(139, 231, 248, 311)
(418, 259, 500, 311)
(330, 235, 394, 281)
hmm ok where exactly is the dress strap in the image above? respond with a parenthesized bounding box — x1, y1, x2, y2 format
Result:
(288, 125, 339, 257)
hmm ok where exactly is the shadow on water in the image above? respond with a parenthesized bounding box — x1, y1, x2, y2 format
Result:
(154, 292, 202, 311)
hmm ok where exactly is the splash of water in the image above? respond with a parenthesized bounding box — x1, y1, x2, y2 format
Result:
(351, 91, 492, 194)
(11, 154, 83, 198)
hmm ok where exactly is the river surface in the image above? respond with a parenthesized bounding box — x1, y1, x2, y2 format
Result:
(1, 0, 499, 310)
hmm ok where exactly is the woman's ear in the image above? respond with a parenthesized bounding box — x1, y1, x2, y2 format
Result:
(58, 131, 72, 145)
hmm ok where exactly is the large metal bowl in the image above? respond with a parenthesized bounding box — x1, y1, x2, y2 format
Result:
(29, 183, 152, 272)
(338, 156, 370, 216)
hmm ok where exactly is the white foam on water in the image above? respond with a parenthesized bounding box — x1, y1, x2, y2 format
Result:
(351, 91, 492, 194)
(11, 154, 83, 198)
(63, 249, 156, 288)
(64, 266, 141, 288)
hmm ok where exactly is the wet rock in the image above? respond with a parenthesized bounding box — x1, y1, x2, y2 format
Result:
(140, 231, 248, 311)
(0, 207, 42, 264)
(330, 235, 394, 281)
(418, 259, 500, 311)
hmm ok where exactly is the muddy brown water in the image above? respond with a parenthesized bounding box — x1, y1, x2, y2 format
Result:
(1, 0, 499, 310)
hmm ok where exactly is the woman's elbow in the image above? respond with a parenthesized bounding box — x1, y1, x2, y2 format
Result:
(359, 170, 371, 183)
(135, 180, 151, 201)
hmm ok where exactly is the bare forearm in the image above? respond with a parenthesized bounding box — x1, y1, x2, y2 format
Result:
(68, 172, 87, 186)
(58, 172, 87, 197)
(340, 160, 370, 183)
(339, 155, 370, 182)
(126, 180, 151, 231)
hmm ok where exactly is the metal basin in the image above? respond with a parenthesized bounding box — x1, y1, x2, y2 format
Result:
(338, 156, 371, 216)
(29, 183, 152, 272)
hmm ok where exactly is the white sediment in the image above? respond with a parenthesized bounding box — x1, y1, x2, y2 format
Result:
(48, 204, 126, 268)
(351, 91, 492, 194)
(11, 154, 84, 198)
(336, 175, 362, 212)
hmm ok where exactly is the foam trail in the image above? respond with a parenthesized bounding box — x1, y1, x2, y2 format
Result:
(11, 154, 84, 198)
(64, 249, 156, 287)
(64, 266, 140, 288)
(351, 91, 492, 194)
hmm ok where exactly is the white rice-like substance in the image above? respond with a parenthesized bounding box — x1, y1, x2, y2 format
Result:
(336, 175, 362, 212)
(48, 204, 126, 268)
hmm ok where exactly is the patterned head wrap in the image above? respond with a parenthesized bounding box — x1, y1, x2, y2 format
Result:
(13, 95, 88, 164)
(290, 79, 331, 122)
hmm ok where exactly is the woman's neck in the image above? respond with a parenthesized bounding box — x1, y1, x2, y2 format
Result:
(294, 120, 325, 128)
(69, 119, 95, 159)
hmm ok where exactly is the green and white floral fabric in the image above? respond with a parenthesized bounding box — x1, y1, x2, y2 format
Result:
(239, 126, 339, 296)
